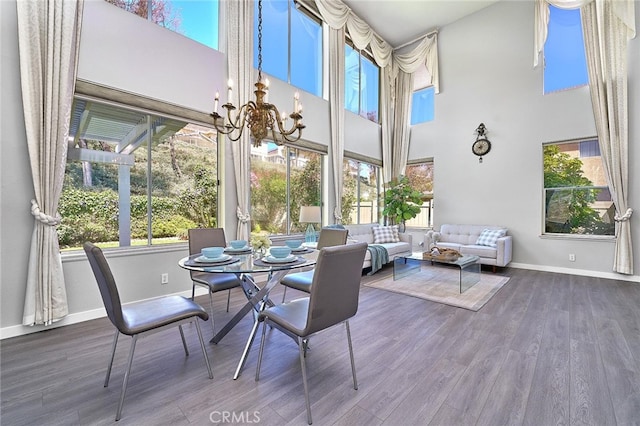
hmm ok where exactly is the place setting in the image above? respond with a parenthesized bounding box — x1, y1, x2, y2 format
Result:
(284, 239, 314, 254)
(186, 246, 240, 267)
(253, 246, 307, 267)
(223, 239, 253, 255)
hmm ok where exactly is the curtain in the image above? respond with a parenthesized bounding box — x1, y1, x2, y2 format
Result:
(582, 0, 635, 274)
(390, 70, 413, 178)
(534, 0, 635, 274)
(227, 0, 253, 240)
(328, 27, 346, 223)
(17, 0, 84, 326)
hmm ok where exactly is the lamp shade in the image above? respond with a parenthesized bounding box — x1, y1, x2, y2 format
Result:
(299, 206, 321, 223)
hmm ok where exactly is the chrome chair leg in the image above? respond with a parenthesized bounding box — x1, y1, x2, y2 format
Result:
(226, 289, 231, 312)
(179, 324, 189, 356)
(116, 335, 138, 421)
(255, 320, 268, 382)
(208, 290, 215, 334)
(281, 286, 288, 303)
(345, 321, 358, 390)
(298, 335, 312, 425)
(104, 330, 119, 387)
(194, 319, 213, 379)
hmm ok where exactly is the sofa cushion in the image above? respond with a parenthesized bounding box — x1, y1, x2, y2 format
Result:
(460, 244, 498, 259)
(372, 225, 399, 243)
(476, 228, 507, 247)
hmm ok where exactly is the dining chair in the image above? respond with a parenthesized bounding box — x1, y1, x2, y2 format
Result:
(83, 242, 213, 421)
(255, 242, 368, 425)
(280, 227, 349, 302)
(188, 228, 243, 333)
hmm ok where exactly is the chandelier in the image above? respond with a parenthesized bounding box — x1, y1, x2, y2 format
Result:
(210, 0, 304, 148)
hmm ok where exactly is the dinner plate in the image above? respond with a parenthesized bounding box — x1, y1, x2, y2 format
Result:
(290, 247, 311, 254)
(262, 254, 297, 264)
(194, 254, 232, 263)
(224, 246, 252, 253)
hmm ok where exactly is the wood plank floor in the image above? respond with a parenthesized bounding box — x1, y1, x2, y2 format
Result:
(2, 266, 640, 425)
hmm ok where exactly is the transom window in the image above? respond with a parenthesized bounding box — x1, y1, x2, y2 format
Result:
(255, 0, 323, 97)
(345, 42, 380, 123)
(543, 139, 614, 236)
(543, 5, 588, 94)
(105, 0, 220, 50)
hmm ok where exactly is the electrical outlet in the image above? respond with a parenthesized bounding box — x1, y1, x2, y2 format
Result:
(161, 273, 169, 284)
(569, 254, 576, 262)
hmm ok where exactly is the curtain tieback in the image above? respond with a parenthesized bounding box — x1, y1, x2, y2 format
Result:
(30, 199, 61, 226)
(614, 208, 633, 222)
(333, 206, 342, 222)
(236, 207, 251, 223)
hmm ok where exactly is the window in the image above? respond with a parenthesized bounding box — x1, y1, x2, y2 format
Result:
(404, 163, 434, 228)
(345, 43, 380, 123)
(543, 5, 588, 94)
(411, 86, 435, 125)
(543, 139, 614, 236)
(342, 159, 381, 224)
(106, 0, 219, 50)
(250, 144, 323, 235)
(256, 0, 323, 97)
(60, 98, 219, 250)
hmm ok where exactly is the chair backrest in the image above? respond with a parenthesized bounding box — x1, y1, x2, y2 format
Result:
(304, 242, 368, 335)
(188, 228, 227, 255)
(83, 242, 125, 331)
(317, 228, 348, 250)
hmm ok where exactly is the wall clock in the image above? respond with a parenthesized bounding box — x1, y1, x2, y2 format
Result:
(472, 123, 491, 163)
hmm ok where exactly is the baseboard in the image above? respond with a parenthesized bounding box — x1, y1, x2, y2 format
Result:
(0, 287, 207, 340)
(508, 262, 640, 283)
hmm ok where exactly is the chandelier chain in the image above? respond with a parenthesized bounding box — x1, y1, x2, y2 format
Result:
(257, 0, 263, 83)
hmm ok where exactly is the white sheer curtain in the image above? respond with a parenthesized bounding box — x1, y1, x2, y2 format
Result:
(328, 27, 346, 223)
(17, 0, 84, 326)
(316, 0, 439, 188)
(227, 0, 253, 240)
(582, 0, 635, 274)
(534, 0, 636, 274)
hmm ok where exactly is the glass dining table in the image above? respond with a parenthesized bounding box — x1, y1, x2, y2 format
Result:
(178, 247, 318, 379)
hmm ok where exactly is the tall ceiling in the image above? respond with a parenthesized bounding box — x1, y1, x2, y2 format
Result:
(341, 0, 501, 48)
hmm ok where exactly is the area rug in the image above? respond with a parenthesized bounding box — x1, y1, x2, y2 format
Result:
(363, 266, 510, 311)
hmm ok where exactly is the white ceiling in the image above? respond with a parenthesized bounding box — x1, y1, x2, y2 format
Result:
(341, 0, 501, 48)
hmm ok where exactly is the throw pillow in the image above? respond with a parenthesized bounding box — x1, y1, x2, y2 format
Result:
(476, 228, 507, 247)
(372, 225, 400, 244)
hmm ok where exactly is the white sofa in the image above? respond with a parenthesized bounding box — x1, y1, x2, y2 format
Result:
(424, 224, 512, 271)
(344, 224, 413, 270)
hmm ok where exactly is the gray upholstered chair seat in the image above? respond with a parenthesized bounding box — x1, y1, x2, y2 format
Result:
(191, 271, 242, 291)
(258, 297, 309, 335)
(279, 270, 313, 293)
(120, 296, 209, 336)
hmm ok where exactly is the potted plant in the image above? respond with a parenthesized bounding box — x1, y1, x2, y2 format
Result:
(382, 175, 423, 231)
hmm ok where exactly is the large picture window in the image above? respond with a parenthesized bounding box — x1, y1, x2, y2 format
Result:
(543, 139, 614, 236)
(256, 0, 323, 97)
(60, 98, 218, 250)
(342, 159, 380, 224)
(106, 0, 219, 50)
(345, 43, 380, 123)
(250, 144, 323, 235)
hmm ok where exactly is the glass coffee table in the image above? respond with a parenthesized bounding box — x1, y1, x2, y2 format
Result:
(393, 252, 481, 293)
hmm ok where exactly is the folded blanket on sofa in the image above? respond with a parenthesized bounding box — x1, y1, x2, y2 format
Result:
(367, 244, 389, 276)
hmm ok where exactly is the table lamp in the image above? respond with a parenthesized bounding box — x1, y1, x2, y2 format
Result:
(299, 206, 321, 243)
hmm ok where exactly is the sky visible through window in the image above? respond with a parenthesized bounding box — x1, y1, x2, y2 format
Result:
(171, 0, 219, 50)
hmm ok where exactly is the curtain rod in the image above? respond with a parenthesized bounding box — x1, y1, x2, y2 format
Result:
(393, 29, 438, 51)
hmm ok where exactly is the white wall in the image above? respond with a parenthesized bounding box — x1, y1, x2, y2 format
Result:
(1, 0, 638, 337)
(408, 0, 639, 278)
